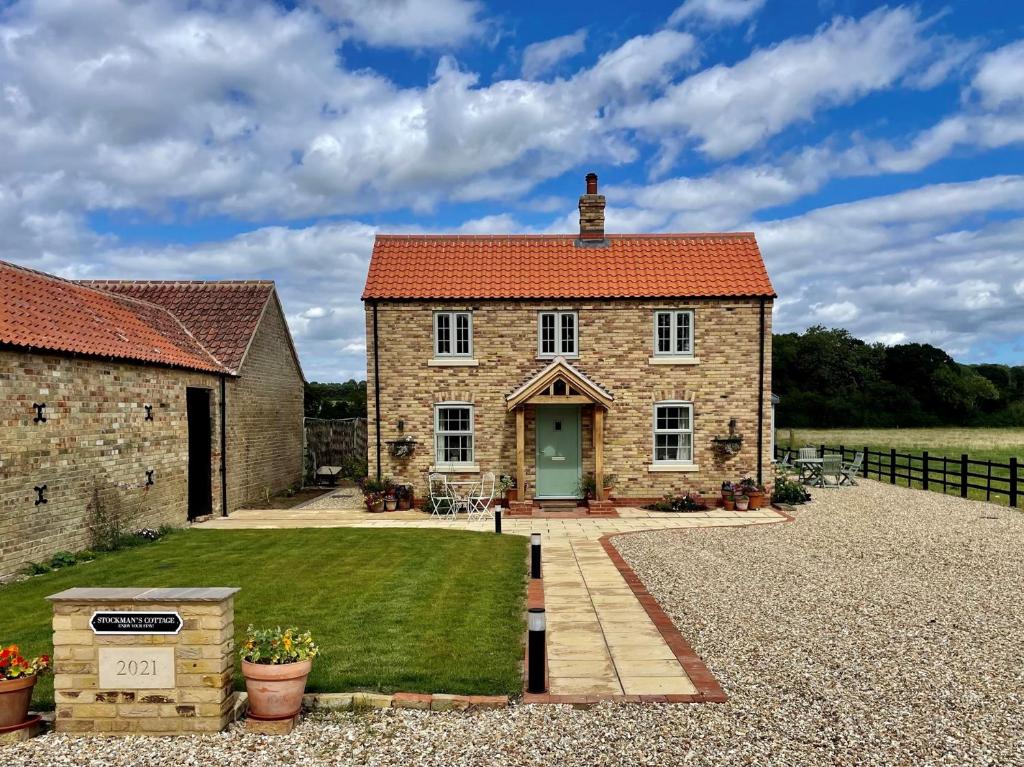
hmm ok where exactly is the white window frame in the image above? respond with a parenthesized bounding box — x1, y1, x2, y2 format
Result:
(433, 311, 473, 358)
(433, 402, 475, 468)
(653, 310, 694, 357)
(652, 401, 694, 465)
(538, 311, 578, 358)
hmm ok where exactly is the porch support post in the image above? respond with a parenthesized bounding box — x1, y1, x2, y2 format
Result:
(516, 407, 526, 501)
(594, 406, 605, 501)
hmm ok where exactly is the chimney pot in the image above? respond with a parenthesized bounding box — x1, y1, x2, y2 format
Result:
(578, 172, 605, 241)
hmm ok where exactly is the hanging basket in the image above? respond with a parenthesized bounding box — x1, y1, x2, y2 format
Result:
(711, 435, 743, 456)
(385, 438, 418, 459)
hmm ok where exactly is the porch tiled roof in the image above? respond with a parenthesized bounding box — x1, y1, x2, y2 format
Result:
(506, 356, 614, 410)
(362, 233, 775, 300)
(81, 280, 274, 372)
(0, 261, 226, 373)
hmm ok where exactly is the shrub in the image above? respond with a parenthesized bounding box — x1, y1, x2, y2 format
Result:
(49, 551, 77, 569)
(646, 492, 709, 513)
(772, 476, 811, 505)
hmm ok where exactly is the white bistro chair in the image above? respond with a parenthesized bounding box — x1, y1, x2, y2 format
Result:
(428, 473, 455, 519)
(468, 472, 496, 525)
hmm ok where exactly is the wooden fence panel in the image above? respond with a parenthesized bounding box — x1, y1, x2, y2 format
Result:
(304, 417, 368, 471)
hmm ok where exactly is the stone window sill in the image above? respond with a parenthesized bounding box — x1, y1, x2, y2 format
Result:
(648, 356, 700, 365)
(429, 463, 481, 474)
(428, 358, 479, 367)
(648, 463, 700, 473)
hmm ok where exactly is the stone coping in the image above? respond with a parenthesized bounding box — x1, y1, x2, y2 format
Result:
(46, 587, 240, 602)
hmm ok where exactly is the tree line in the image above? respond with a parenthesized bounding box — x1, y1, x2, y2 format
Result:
(774, 326, 1024, 427)
(304, 380, 367, 420)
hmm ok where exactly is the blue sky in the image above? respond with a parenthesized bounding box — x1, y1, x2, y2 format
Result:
(2, 0, 1024, 380)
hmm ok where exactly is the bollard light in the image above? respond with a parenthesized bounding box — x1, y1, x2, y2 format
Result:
(530, 533, 541, 579)
(494, 507, 502, 534)
(527, 607, 546, 694)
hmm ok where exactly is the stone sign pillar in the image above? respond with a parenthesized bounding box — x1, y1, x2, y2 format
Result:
(47, 587, 240, 736)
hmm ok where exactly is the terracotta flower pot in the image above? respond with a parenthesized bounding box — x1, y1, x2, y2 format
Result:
(506, 489, 518, 503)
(722, 498, 735, 511)
(242, 659, 312, 720)
(368, 500, 385, 513)
(747, 491, 764, 510)
(0, 675, 37, 728)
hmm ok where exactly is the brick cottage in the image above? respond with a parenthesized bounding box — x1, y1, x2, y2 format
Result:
(362, 174, 776, 509)
(0, 263, 304, 577)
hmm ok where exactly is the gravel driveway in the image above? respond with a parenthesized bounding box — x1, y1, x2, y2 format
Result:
(9, 480, 1023, 766)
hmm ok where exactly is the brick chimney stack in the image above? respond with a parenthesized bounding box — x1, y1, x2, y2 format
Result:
(578, 172, 605, 241)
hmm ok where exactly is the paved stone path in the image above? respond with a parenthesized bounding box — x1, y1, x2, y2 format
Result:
(198, 501, 785, 697)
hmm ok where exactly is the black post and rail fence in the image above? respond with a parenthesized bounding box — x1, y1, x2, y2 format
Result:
(775, 444, 1020, 509)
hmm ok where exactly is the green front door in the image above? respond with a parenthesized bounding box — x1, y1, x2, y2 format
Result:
(535, 406, 581, 498)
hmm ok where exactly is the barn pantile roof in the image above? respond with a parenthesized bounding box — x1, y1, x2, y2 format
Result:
(0, 261, 226, 373)
(362, 233, 775, 300)
(81, 280, 274, 372)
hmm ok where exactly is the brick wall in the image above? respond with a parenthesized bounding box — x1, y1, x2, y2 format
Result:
(366, 299, 774, 501)
(0, 350, 223, 578)
(225, 297, 304, 508)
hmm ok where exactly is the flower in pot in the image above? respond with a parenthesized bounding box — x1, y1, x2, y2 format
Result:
(602, 473, 617, 499)
(396, 485, 413, 510)
(240, 626, 319, 721)
(721, 481, 736, 509)
(0, 645, 51, 728)
(367, 492, 385, 513)
(735, 494, 750, 511)
(360, 477, 391, 512)
(384, 493, 398, 511)
(738, 477, 765, 509)
(498, 474, 517, 503)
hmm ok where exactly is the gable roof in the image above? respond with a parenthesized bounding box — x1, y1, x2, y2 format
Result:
(0, 261, 226, 373)
(506, 356, 614, 410)
(362, 233, 775, 300)
(82, 280, 275, 373)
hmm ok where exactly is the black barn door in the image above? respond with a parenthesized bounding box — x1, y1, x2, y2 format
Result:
(186, 388, 213, 520)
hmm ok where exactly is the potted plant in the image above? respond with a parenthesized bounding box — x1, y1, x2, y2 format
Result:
(384, 492, 398, 511)
(360, 477, 391, 512)
(367, 492, 385, 513)
(735, 494, 750, 511)
(602, 473, 617, 500)
(498, 474, 517, 503)
(240, 626, 319, 721)
(577, 473, 597, 500)
(739, 477, 765, 509)
(0, 645, 51, 728)
(721, 481, 736, 510)
(396, 485, 414, 510)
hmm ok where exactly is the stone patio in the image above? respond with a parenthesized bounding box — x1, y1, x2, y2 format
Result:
(197, 494, 786, 700)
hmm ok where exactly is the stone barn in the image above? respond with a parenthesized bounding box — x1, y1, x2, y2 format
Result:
(0, 261, 304, 578)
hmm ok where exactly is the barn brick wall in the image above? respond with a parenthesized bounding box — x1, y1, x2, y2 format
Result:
(365, 299, 773, 502)
(0, 350, 223, 579)
(225, 298, 304, 509)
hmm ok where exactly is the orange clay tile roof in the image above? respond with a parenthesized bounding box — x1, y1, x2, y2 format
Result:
(362, 233, 775, 300)
(0, 261, 226, 373)
(82, 280, 274, 372)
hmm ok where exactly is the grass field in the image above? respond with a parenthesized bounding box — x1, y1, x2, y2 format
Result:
(776, 427, 1024, 507)
(0, 528, 527, 709)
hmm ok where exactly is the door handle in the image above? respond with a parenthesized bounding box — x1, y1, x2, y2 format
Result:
(550, 456, 566, 461)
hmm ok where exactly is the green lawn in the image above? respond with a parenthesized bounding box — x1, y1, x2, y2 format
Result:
(776, 427, 1024, 507)
(1, 528, 527, 709)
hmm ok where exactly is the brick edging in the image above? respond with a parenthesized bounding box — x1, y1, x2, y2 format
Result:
(598, 534, 726, 703)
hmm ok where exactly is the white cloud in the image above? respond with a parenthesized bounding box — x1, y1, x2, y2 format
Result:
(521, 29, 587, 79)
(758, 176, 1024, 357)
(668, 0, 765, 27)
(619, 7, 955, 159)
(310, 0, 487, 48)
(0, 4, 697, 223)
(972, 40, 1024, 109)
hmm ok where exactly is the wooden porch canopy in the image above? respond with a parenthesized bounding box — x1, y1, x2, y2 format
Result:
(504, 357, 614, 501)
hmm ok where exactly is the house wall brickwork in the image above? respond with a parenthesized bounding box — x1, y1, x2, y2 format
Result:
(225, 298, 304, 508)
(366, 298, 773, 503)
(0, 350, 223, 578)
